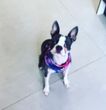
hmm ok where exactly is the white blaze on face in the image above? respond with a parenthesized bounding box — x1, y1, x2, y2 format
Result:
(51, 36, 68, 65)
(58, 36, 66, 46)
(57, 36, 66, 56)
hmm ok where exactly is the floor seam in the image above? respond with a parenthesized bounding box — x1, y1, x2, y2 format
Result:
(1, 55, 106, 110)
(1, 89, 42, 110)
(70, 54, 106, 75)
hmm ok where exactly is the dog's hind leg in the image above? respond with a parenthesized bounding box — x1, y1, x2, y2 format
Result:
(43, 69, 54, 96)
(38, 54, 44, 69)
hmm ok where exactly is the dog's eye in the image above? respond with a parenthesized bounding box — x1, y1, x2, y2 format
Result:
(53, 39, 59, 45)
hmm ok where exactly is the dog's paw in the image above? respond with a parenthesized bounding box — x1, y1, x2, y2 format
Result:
(43, 87, 50, 96)
(63, 79, 70, 88)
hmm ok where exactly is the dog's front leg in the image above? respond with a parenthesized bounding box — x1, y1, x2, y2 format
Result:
(43, 69, 53, 96)
(63, 65, 70, 88)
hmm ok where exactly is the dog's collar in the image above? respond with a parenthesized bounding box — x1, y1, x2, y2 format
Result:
(45, 53, 71, 72)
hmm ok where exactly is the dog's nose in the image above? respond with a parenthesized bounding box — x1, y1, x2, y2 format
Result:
(56, 45, 63, 53)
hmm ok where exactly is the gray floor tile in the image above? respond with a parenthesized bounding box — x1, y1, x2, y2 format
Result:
(59, 0, 106, 54)
(0, 0, 106, 109)
(3, 56, 106, 110)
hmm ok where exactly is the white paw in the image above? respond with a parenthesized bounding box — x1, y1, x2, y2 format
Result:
(64, 78, 70, 88)
(43, 87, 50, 96)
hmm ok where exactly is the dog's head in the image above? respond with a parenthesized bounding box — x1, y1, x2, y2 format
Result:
(50, 21, 78, 56)
(39, 21, 78, 69)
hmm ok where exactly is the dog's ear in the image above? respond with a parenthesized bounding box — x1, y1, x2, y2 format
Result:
(51, 21, 60, 36)
(68, 26, 78, 41)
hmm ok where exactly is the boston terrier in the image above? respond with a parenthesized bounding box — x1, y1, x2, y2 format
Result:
(38, 21, 78, 96)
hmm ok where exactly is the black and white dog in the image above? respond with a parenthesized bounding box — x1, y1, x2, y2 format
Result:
(39, 21, 78, 96)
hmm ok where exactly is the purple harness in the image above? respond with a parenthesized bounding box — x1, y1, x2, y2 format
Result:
(45, 53, 71, 73)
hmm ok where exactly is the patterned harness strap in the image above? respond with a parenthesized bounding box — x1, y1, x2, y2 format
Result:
(45, 53, 71, 72)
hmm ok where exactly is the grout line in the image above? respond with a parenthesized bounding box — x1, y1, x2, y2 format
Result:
(1, 88, 42, 110)
(2, 54, 106, 110)
(70, 54, 106, 75)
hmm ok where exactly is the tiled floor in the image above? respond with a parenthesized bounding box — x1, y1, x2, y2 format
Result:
(0, 0, 106, 110)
